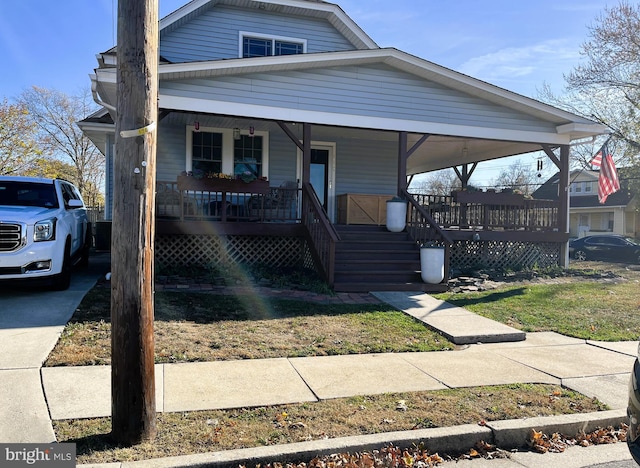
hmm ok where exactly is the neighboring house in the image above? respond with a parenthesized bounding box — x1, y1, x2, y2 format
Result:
(533, 168, 638, 239)
(79, 0, 607, 291)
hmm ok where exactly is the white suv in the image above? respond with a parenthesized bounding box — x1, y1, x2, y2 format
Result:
(0, 176, 91, 290)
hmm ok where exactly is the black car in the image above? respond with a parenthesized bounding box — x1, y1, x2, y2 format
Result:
(569, 235, 640, 263)
(628, 348, 640, 463)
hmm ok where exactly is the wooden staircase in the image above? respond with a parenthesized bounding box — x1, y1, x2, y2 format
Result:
(333, 225, 447, 293)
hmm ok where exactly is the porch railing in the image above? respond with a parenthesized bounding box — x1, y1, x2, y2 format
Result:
(156, 180, 301, 223)
(301, 182, 339, 287)
(409, 192, 559, 231)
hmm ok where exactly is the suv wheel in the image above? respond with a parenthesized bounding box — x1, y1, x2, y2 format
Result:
(51, 241, 72, 290)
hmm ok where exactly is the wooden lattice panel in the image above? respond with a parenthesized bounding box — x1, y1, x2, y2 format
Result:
(450, 241, 561, 271)
(156, 234, 307, 268)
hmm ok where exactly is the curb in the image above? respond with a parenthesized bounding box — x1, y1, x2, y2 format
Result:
(81, 409, 627, 468)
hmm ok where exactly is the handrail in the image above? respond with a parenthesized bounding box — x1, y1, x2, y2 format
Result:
(402, 189, 452, 283)
(402, 189, 453, 245)
(301, 182, 339, 286)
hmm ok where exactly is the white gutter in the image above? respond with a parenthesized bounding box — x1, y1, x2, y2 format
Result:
(90, 74, 116, 113)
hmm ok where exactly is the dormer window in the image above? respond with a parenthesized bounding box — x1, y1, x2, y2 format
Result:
(240, 32, 306, 58)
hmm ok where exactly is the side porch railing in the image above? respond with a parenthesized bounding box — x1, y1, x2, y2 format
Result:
(409, 191, 559, 232)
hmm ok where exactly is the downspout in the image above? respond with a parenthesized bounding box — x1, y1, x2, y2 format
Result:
(91, 75, 117, 113)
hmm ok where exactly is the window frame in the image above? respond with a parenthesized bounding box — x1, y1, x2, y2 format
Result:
(238, 31, 307, 58)
(185, 125, 269, 178)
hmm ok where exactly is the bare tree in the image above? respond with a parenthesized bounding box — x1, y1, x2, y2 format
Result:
(410, 169, 461, 195)
(18, 87, 105, 204)
(540, 2, 639, 169)
(0, 99, 41, 175)
(491, 159, 540, 196)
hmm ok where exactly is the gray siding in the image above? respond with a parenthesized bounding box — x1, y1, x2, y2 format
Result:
(334, 135, 397, 196)
(157, 124, 187, 181)
(160, 5, 355, 63)
(161, 63, 558, 133)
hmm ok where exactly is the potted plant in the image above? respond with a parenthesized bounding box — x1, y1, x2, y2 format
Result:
(386, 196, 408, 232)
(420, 241, 445, 284)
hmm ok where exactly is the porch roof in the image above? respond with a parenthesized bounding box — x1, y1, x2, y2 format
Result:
(89, 47, 607, 173)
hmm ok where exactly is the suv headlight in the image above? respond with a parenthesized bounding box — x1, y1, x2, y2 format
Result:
(34, 218, 56, 242)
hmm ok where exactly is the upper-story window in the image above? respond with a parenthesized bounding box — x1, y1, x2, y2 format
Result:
(570, 181, 593, 195)
(240, 32, 306, 58)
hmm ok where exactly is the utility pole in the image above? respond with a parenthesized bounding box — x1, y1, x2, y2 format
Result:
(111, 0, 158, 445)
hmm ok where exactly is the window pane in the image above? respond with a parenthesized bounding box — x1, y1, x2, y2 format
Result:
(192, 131, 222, 175)
(233, 135, 263, 176)
(275, 41, 303, 55)
(243, 37, 272, 57)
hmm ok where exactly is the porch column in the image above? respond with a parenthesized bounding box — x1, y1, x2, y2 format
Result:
(302, 123, 311, 184)
(397, 131, 408, 195)
(558, 144, 570, 267)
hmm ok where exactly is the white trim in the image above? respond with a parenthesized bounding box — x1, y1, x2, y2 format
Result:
(185, 125, 269, 177)
(164, 95, 574, 145)
(158, 0, 377, 50)
(238, 31, 307, 58)
(296, 141, 336, 222)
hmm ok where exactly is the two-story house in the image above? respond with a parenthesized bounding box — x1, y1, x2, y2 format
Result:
(533, 168, 638, 239)
(79, 0, 607, 291)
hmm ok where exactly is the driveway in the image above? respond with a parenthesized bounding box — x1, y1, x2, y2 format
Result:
(0, 252, 109, 442)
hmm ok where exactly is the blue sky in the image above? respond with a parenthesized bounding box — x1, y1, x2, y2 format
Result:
(0, 0, 612, 183)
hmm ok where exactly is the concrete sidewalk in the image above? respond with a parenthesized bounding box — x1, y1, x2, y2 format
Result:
(1, 265, 637, 466)
(42, 332, 636, 421)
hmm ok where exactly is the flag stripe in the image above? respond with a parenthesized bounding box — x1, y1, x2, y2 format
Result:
(598, 153, 620, 203)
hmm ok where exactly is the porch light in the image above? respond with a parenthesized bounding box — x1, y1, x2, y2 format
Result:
(249, 126, 255, 137)
(233, 128, 241, 140)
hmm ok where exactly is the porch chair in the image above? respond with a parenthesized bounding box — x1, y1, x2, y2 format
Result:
(246, 180, 298, 221)
(155, 183, 197, 218)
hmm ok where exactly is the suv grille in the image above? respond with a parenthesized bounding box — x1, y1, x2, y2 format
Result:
(0, 223, 23, 252)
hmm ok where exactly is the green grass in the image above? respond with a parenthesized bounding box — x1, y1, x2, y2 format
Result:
(435, 281, 640, 341)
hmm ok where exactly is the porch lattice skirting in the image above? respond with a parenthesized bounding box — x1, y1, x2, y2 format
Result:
(155, 234, 309, 269)
(450, 240, 561, 271)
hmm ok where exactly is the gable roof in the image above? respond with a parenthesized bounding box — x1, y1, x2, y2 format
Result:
(159, 0, 377, 50)
(88, 0, 608, 172)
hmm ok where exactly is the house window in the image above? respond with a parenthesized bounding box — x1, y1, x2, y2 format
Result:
(234, 135, 263, 177)
(584, 182, 592, 193)
(186, 126, 269, 178)
(191, 132, 223, 174)
(240, 33, 306, 58)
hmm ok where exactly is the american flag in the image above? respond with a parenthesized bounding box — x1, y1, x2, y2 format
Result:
(592, 140, 620, 203)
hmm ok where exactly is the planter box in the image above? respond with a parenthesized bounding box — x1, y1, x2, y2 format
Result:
(177, 175, 270, 194)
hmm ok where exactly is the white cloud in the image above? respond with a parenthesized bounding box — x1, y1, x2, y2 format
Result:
(456, 39, 582, 94)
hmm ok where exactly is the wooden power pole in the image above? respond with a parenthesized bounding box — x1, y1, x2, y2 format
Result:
(111, 0, 158, 445)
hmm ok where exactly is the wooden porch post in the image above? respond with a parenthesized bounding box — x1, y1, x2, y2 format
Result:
(558, 144, 570, 267)
(302, 123, 311, 183)
(398, 131, 408, 195)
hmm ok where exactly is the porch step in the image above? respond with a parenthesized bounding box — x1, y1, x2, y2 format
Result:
(333, 224, 445, 293)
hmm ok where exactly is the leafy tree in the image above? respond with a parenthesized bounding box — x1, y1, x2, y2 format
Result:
(0, 99, 41, 175)
(18, 87, 105, 204)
